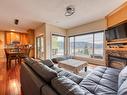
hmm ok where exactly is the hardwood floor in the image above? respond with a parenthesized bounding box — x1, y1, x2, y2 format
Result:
(0, 58, 23, 95)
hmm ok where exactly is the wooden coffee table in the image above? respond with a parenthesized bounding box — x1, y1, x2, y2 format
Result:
(58, 59, 88, 74)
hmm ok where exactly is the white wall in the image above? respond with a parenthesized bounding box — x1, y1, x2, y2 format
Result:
(35, 23, 45, 37)
(67, 19, 107, 36)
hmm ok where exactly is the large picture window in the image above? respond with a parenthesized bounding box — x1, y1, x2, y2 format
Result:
(52, 35, 65, 58)
(69, 31, 104, 59)
(75, 34, 93, 57)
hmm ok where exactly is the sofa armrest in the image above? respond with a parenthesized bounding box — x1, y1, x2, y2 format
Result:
(51, 76, 93, 95)
(41, 85, 58, 95)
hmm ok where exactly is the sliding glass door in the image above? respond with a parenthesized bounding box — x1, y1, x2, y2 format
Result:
(52, 35, 65, 58)
(36, 36, 44, 59)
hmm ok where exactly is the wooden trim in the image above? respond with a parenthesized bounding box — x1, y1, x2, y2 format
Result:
(107, 1, 127, 16)
(106, 2, 127, 27)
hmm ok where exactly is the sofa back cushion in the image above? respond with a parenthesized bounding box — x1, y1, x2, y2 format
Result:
(118, 66, 127, 88)
(52, 57, 66, 63)
(24, 57, 36, 67)
(40, 59, 54, 67)
(32, 62, 57, 83)
(51, 76, 92, 95)
(52, 56, 73, 63)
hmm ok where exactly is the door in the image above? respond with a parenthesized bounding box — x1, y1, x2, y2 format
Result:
(36, 36, 44, 59)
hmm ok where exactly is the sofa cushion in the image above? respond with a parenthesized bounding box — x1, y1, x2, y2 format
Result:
(79, 66, 119, 94)
(94, 66, 120, 76)
(118, 79, 127, 95)
(79, 75, 117, 95)
(58, 70, 83, 84)
(51, 76, 93, 95)
(40, 59, 54, 67)
(118, 66, 127, 88)
(32, 62, 57, 83)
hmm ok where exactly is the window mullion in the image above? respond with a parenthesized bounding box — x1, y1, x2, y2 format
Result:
(93, 34, 94, 58)
(74, 36, 75, 56)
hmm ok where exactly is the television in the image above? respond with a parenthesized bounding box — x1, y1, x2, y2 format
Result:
(105, 23, 127, 41)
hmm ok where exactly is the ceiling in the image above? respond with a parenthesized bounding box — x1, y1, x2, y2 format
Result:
(0, 0, 126, 32)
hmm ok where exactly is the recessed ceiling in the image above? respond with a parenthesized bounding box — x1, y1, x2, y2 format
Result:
(0, 0, 126, 32)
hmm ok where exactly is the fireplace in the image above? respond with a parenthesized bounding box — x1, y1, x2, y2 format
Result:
(106, 48, 127, 69)
(109, 56, 127, 69)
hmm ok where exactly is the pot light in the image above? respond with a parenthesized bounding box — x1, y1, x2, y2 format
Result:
(10, 29, 15, 32)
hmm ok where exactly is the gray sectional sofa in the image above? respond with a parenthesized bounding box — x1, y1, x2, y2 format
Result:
(20, 57, 127, 95)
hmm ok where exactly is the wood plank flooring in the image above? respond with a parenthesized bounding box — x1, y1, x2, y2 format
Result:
(0, 58, 23, 95)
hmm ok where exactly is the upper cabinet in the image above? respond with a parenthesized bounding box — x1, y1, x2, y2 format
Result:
(5, 31, 28, 45)
(106, 2, 127, 28)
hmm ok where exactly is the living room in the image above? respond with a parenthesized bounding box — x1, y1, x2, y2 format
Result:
(0, 0, 127, 95)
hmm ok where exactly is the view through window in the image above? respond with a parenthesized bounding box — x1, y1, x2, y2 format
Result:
(75, 34, 93, 57)
(69, 32, 104, 59)
(36, 36, 44, 59)
(69, 37, 74, 55)
(52, 35, 65, 58)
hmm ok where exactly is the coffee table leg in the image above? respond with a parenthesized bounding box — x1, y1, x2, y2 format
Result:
(85, 67, 87, 72)
(74, 69, 79, 74)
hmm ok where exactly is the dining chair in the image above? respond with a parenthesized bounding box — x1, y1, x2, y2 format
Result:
(4, 48, 20, 69)
(19, 46, 32, 64)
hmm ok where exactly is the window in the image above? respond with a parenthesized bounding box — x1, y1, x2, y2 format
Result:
(69, 31, 104, 59)
(75, 34, 93, 57)
(52, 35, 65, 58)
(69, 37, 74, 55)
(94, 32, 104, 59)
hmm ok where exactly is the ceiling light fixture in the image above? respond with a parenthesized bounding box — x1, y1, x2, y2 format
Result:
(65, 5, 75, 16)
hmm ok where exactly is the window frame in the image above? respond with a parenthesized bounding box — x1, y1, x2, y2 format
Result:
(51, 34, 65, 58)
(36, 35, 44, 59)
(68, 31, 104, 59)
(93, 32, 104, 59)
(69, 36, 75, 56)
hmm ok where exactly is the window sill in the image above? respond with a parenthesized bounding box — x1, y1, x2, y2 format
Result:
(73, 56, 105, 66)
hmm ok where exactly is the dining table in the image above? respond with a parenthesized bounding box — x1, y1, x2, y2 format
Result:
(5, 48, 26, 69)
